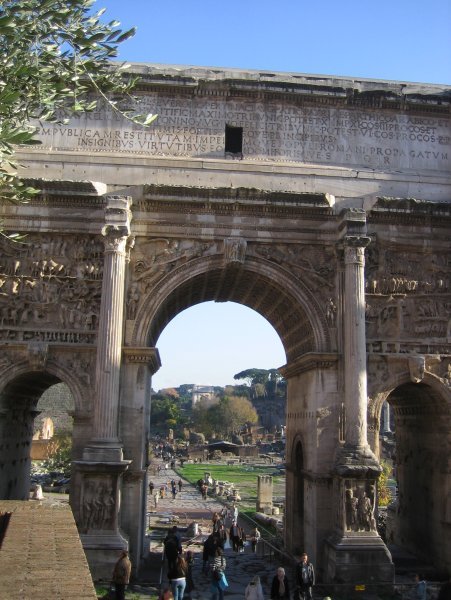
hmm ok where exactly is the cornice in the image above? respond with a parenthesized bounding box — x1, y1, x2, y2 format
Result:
(280, 352, 339, 379)
(123, 347, 161, 372)
(125, 63, 451, 115)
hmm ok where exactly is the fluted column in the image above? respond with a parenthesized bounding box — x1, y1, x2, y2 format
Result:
(93, 195, 132, 445)
(343, 236, 371, 451)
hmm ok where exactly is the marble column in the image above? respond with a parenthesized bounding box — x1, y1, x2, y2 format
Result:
(343, 235, 372, 453)
(75, 196, 133, 580)
(86, 195, 132, 460)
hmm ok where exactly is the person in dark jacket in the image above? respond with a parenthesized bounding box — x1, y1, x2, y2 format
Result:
(270, 566, 290, 599)
(112, 550, 132, 600)
(295, 553, 315, 600)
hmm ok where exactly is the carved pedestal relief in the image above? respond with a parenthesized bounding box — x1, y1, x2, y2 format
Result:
(344, 480, 377, 533)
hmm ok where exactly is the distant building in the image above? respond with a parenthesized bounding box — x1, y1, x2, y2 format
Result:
(192, 385, 215, 407)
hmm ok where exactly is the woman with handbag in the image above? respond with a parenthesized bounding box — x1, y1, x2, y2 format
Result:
(210, 547, 228, 600)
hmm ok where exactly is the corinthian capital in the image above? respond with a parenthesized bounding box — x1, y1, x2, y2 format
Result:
(101, 195, 133, 252)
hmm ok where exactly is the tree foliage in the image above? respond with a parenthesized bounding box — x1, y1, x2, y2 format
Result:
(41, 433, 72, 477)
(234, 368, 285, 399)
(377, 459, 393, 507)
(151, 395, 181, 427)
(192, 395, 258, 439)
(0, 0, 156, 201)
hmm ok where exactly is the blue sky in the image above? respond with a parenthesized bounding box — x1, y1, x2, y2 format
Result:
(95, 0, 450, 390)
(100, 0, 451, 84)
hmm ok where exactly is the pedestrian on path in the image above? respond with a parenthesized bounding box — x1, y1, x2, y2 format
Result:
(168, 553, 188, 600)
(111, 550, 132, 600)
(295, 553, 315, 600)
(154, 492, 159, 509)
(411, 573, 427, 600)
(149, 480, 155, 495)
(229, 521, 241, 552)
(270, 566, 290, 600)
(210, 547, 227, 600)
(250, 526, 261, 553)
(245, 575, 264, 600)
(178, 478, 183, 492)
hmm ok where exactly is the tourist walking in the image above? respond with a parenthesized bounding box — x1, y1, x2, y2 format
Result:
(229, 521, 241, 552)
(164, 526, 182, 572)
(245, 575, 264, 600)
(168, 553, 188, 600)
(178, 478, 183, 492)
(295, 553, 315, 600)
(210, 547, 228, 600)
(250, 526, 261, 553)
(270, 566, 290, 599)
(111, 550, 132, 600)
(149, 480, 155, 495)
(154, 492, 159, 509)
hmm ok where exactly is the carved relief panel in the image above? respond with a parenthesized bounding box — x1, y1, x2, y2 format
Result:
(81, 475, 116, 533)
(365, 243, 451, 353)
(0, 234, 103, 344)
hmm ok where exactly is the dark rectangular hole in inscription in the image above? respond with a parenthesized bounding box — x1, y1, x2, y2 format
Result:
(225, 125, 243, 155)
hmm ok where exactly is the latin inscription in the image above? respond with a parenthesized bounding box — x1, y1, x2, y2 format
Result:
(33, 95, 451, 172)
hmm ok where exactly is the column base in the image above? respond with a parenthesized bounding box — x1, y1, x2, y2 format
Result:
(81, 531, 129, 581)
(323, 531, 394, 594)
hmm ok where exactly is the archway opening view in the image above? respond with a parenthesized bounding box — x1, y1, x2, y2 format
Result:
(0, 375, 74, 500)
(151, 301, 287, 435)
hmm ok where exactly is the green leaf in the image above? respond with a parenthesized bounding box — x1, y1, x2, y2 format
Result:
(115, 27, 137, 44)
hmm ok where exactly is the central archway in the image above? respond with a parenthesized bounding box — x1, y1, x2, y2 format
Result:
(132, 255, 330, 356)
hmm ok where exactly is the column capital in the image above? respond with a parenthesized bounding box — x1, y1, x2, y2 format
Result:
(101, 195, 132, 242)
(343, 235, 372, 249)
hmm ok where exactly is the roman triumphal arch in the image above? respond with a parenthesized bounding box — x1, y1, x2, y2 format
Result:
(0, 65, 450, 584)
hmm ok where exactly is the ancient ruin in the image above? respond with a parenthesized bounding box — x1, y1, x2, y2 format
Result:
(0, 64, 450, 584)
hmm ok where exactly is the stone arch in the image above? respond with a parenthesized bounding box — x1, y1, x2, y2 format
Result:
(368, 373, 451, 573)
(131, 255, 332, 359)
(0, 361, 89, 501)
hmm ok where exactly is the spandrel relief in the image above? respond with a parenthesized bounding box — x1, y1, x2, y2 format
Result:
(129, 238, 216, 299)
(250, 243, 336, 294)
(366, 294, 450, 341)
(365, 247, 451, 296)
(0, 234, 103, 343)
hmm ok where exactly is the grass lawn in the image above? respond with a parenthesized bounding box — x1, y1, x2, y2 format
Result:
(176, 463, 284, 512)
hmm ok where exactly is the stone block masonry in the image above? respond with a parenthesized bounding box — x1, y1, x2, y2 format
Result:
(0, 500, 97, 599)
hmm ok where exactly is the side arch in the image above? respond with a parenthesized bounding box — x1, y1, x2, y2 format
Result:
(368, 371, 451, 573)
(0, 360, 92, 500)
(130, 255, 332, 359)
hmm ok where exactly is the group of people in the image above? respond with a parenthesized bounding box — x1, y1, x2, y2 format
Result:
(270, 554, 315, 600)
(162, 526, 196, 600)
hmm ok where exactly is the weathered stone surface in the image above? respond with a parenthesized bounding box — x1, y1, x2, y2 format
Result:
(0, 65, 450, 583)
